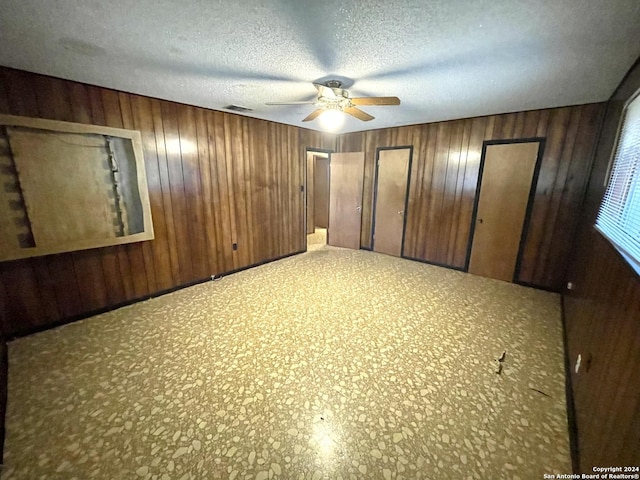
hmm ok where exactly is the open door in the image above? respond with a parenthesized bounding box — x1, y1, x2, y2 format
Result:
(328, 152, 365, 249)
(468, 141, 541, 282)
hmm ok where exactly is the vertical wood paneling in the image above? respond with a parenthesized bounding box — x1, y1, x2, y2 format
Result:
(211, 111, 234, 271)
(339, 103, 604, 288)
(416, 124, 438, 260)
(130, 95, 174, 291)
(68, 82, 109, 312)
(447, 120, 472, 266)
(427, 123, 451, 262)
(0, 67, 317, 337)
(403, 126, 424, 257)
(269, 124, 282, 257)
(175, 104, 209, 281)
(362, 132, 378, 248)
(254, 121, 272, 258)
(160, 100, 195, 284)
(532, 107, 583, 281)
(1, 70, 39, 117)
(120, 94, 156, 295)
(541, 104, 603, 287)
(564, 57, 640, 472)
(518, 106, 604, 289)
(437, 120, 464, 263)
(28, 258, 60, 323)
(454, 116, 485, 267)
(222, 114, 241, 269)
(101, 89, 136, 300)
(118, 93, 150, 298)
(0, 262, 46, 331)
(152, 99, 182, 284)
(193, 107, 220, 275)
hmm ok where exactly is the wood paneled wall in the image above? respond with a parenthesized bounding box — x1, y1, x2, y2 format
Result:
(338, 104, 605, 290)
(563, 58, 640, 471)
(0, 67, 334, 337)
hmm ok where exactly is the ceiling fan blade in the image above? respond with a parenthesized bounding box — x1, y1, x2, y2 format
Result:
(302, 109, 324, 122)
(350, 97, 401, 106)
(266, 101, 316, 105)
(344, 107, 374, 122)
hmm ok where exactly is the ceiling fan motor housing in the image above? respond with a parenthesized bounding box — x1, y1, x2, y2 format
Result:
(319, 80, 351, 109)
(323, 80, 342, 89)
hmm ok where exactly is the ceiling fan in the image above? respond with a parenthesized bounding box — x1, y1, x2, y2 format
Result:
(266, 80, 400, 122)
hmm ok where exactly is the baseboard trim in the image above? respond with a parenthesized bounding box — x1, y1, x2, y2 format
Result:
(7, 250, 306, 341)
(560, 295, 580, 473)
(515, 279, 562, 293)
(401, 255, 466, 272)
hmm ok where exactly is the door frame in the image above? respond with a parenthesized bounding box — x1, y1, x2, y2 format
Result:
(464, 138, 546, 282)
(371, 145, 414, 257)
(304, 147, 333, 250)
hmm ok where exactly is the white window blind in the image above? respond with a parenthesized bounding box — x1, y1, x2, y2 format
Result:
(595, 89, 640, 272)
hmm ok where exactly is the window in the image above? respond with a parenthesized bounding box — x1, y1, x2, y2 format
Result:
(595, 88, 640, 272)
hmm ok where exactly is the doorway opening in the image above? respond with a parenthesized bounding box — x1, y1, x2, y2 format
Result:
(305, 148, 332, 251)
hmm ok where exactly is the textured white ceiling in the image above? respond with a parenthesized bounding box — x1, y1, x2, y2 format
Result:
(1, 0, 639, 133)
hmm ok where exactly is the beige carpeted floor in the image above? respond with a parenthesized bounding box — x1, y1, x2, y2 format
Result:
(2, 244, 571, 479)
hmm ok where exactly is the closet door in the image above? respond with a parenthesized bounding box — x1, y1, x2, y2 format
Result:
(468, 142, 540, 282)
(328, 152, 365, 249)
(372, 147, 411, 257)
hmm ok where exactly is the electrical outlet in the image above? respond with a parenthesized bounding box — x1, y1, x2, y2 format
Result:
(567, 282, 574, 290)
(210, 275, 215, 281)
(232, 243, 238, 251)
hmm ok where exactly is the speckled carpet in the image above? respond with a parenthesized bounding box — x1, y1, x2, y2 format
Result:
(2, 246, 570, 479)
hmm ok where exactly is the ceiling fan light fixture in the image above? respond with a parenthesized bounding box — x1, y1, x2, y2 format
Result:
(318, 108, 345, 132)
(267, 79, 399, 125)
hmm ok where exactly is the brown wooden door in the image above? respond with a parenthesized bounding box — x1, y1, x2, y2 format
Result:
(306, 152, 315, 234)
(468, 142, 540, 282)
(372, 148, 411, 257)
(314, 157, 330, 228)
(328, 152, 365, 249)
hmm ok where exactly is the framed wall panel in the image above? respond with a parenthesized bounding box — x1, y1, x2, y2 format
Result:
(0, 114, 154, 261)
